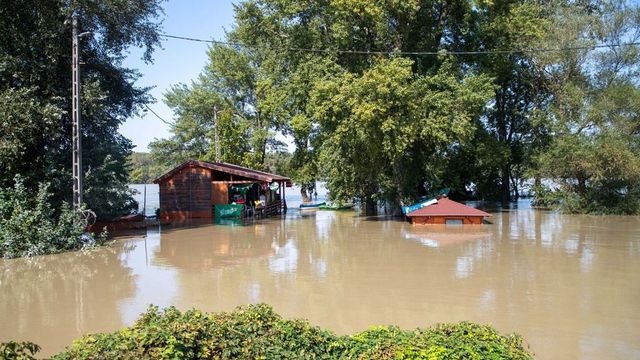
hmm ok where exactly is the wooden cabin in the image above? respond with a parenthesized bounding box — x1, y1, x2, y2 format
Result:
(154, 160, 291, 221)
(406, 197, 491, 225)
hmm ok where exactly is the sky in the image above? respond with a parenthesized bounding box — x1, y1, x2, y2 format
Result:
(120, 0, 237, 152)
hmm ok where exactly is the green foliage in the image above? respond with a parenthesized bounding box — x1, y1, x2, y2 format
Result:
(0, 341, 40, 360)
(0, 176, 104, 259)
(49, 304, 532, 360)
(145, 0, 639, 215)
(531, 0, 640, 214)
(147, 40, 292, 171)
(313, 57, 492, 214)
(0, 0, 163, 220)
(264, 151, 293, 178)
(128, 152, 168, 184)
(148, 80, 255, 170)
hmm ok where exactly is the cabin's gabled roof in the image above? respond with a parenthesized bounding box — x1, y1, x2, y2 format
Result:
(153, 160, 290, 184)
(406, 197, 492, 217)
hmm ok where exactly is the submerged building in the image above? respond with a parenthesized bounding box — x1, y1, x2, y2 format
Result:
(154, 160, 291, 221)
(406, 197, 492, 225)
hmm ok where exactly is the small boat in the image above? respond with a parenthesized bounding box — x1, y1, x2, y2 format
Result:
(402, 198, 437, 215)
(318, 203, 355, 210)
(299, 202, 326, 210)
(401, 189, 450, 215)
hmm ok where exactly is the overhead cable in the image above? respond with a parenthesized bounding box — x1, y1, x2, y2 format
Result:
(159, 33, 640, 56)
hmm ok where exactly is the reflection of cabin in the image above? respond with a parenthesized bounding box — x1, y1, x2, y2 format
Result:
(406, 197, 491, 225)
(154, 160, 291, 221)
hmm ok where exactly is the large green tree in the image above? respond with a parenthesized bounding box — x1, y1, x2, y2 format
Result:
(228, 0, 484, 201)
(0, 0, 164, 219)
(531, 0, 640, 214)
(442, 1, 550, 204)
(312, 57, 492, 215)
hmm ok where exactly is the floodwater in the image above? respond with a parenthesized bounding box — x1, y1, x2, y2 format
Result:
(1, 208, 640, 359)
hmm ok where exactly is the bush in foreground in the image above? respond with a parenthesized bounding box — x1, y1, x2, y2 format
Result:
(5, 304, 533, 359)
(0, 176, 105, 259)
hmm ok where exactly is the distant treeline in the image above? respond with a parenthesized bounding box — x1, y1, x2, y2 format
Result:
(146, 0, 640, 215)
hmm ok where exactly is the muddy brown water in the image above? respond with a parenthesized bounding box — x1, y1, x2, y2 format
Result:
(1, 209, 639, 359)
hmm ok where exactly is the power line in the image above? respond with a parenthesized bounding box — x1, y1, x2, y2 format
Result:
(159, 33, 640, 56)
(144, 104, 172, 125)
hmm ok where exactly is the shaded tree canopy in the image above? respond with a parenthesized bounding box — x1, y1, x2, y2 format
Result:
(0, 0, 164, 219)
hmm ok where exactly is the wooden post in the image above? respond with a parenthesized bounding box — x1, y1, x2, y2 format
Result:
(282, 181, 287, 213)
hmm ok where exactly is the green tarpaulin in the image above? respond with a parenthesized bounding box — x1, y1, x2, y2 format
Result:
(215, 204, 244, 219)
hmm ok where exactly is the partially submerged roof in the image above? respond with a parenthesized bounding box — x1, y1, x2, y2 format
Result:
(406, 197, 492, 217)
(154, 160, 290, 184)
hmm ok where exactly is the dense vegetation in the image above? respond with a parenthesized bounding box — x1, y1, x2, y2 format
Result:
(148, 0, 640, 215)
(0, 177, 106, 259)
(0, 0, 163, 220)
(1, 1, 638, 219)
(1, 304, 533, 359)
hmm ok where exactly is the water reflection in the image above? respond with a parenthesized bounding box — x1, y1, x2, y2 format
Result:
(0, 246, 135, 355)
(269, 240, 299, 274)
(401, 225, 492, 248)
(1, 209, 639, 359)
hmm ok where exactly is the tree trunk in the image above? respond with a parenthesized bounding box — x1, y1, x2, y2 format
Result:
(501, 164, 511, 207)
(510, 173, 519, 200)
(363, 194, 377, 216)
(300, 184, 311, 203)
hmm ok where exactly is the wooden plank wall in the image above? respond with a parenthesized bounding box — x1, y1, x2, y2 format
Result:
(211, 183, 228, 205)
(410, 216, 483, 225)
(159, 166, 212, 220)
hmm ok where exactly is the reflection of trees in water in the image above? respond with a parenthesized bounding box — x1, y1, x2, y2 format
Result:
(0, 246, 135, 354)
(153, 226, 277, 271)
(143, 211, 640, 359)
(467, 210, 640, 358)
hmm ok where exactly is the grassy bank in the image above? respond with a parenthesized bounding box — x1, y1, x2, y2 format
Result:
(2, 304, 533, 359)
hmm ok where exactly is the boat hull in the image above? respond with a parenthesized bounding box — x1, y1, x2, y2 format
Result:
(299, 202, 326, 210)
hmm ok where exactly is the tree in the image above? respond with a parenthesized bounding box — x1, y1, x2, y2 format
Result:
(149, 42, 288, 171)
(149, 81, 252, 168)
(128, 152, 167, 184)
(0, 0, 164, 219)
(312, 57, 492, 215)
(466, 1, 550, 205)
(531, 1, 640, 214)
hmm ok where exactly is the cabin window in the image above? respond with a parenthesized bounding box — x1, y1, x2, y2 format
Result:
(445, 219, 464, 225)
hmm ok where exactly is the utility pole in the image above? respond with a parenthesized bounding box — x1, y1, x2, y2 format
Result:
(71, 14, 91, 208)
(213, 105, 221, 162)
(71, 14, 83, 208)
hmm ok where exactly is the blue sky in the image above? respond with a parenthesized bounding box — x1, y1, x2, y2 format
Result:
(120, 0, 237, 152)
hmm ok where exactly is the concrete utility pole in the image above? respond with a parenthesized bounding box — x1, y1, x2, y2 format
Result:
(71, 14, 91, 208)
(71, 14, 82, 208)
(213, 105, 221, 162)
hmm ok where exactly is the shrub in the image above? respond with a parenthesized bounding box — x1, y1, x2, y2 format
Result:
(41, 304, 533, 360)
(0, 341, 40, 360)
(0, 175, 105, 259)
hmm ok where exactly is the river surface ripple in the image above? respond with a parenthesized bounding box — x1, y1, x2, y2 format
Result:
(1, 208, 640, 359)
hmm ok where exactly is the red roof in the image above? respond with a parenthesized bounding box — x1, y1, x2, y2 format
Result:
(406, 197, 492, 217)
(154, 160, 290, 184)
